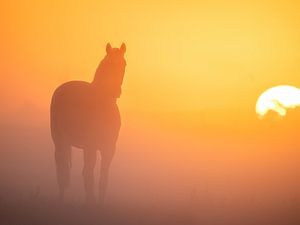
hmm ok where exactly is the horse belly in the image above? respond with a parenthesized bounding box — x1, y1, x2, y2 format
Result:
(62, 108, 120, 149)
(50, 81, 121, 149)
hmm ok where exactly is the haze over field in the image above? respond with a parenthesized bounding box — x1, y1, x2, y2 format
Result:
(1, 1, 300, 224)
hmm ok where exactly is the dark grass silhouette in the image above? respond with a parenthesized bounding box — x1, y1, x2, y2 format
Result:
(50, 43, 126, 204)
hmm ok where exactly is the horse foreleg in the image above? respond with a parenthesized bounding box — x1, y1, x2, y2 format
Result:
(83, 149, 97, 204)
(99, 146, 115, 204)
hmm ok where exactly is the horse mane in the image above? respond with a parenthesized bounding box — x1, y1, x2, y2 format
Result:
(92, 57, 108, 85)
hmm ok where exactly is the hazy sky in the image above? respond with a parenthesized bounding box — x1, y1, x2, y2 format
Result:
(1, 1, 300, 115)
(1, 1, 300, 207)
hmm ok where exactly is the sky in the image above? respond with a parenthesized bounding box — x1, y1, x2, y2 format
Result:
(1, 1, 300, 113)
(1, 0, 300, 207)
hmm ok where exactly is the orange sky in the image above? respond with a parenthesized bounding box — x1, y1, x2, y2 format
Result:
(2, 1, 300, 206)
(1, 0, 300, 133)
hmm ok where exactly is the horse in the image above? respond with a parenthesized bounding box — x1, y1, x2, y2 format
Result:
(50, 43, 126, 204)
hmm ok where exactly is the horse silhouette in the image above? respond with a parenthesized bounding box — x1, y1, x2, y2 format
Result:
(50, 43, 126, 204)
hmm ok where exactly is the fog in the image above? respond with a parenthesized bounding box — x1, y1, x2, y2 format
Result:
(1, 104, 300, 224)
(1, 1, 300, 223)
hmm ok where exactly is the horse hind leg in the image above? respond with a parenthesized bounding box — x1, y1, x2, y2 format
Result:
(83, 149, 97, 204)
(54, 142, 72, 201)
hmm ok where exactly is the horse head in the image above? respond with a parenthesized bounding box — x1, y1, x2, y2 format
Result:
(93, 43, 127, 98)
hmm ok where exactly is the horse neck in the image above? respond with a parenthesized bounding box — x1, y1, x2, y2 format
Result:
(92, 63, 105, 84)
(92, 65, 122, 100)
(90, 84, 117, 103)
(91, 80, 118, 104)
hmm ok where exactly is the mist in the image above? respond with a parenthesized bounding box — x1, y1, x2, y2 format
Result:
(1, 0, 300, 224)
(1, 103, 300, 224)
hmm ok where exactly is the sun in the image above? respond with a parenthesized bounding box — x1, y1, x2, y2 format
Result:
(256, 85, 300, 118)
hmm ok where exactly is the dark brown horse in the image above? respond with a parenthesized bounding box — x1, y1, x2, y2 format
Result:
(50, 43, 126, 203)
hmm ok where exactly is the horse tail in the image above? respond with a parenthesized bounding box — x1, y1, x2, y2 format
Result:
(50, 92, 71, 190)
(55, 143, 72, 189)
(51, 109, 71, 189)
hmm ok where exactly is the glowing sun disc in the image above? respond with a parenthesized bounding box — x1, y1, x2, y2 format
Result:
(256, 85, 300, 117)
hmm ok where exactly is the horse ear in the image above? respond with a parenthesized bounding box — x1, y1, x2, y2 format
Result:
(106, 43, 112, 54)
(120, 43, 126, 54)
